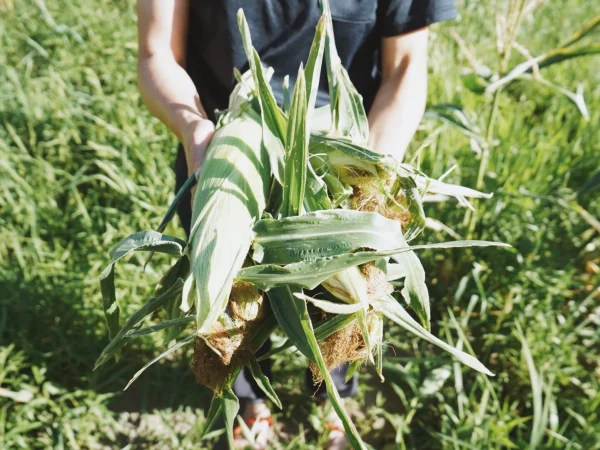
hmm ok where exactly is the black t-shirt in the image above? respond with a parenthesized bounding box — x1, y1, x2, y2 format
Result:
(185, 0, 457, 120)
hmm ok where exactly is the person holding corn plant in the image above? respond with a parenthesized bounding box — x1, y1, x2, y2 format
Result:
(136, 0, 457, 448)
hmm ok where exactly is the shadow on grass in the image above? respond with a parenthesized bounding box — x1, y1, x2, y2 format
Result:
(0, 275, 213, 414)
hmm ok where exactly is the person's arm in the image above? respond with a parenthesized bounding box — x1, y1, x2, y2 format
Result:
(137, 0, 214, 176)
(367, 27, 429, 162)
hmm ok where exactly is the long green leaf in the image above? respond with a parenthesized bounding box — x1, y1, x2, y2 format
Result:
(100, 230, 186, 337)
(99, 264, 119, 343)
(267, 285, 366, 449)
(321, 0, 368, 144)
(124, 316, 194, 339)
(239, 241, 509, 291)
(294, 292, 364, 314)
(304, 16, 326, 111)
(237, 9, 287, 183)
(267, 286, 315, 360)
(199, 394, 223, 440)
(372, 296, 493, 376)
(393, 251, 431, 330)
(108, 230, 186, 261)
(222, 387, 240, 450)
(247, 357, 283, 409)
(304, 163, 332, 212)
(124, 330, 196, 390)
(95, 279, 184, 369)
(390, 175, 426, 241)
(251, 209, 404, 264)
(281, 67, 309, 217)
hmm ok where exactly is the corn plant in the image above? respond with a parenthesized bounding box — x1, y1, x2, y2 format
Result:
(96, 3, 509, 448)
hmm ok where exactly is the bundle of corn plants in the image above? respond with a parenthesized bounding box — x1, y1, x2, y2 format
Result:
(96, 3, 508, 448)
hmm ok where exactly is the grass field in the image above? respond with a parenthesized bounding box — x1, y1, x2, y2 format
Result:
(1, 0, 599, 448)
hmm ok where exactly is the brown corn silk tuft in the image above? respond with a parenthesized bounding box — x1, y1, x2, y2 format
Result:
(351, 183, 411, 227)
(193, 282, 267, 393)
(361, 264, 394, 302)
(309, 310, 381, 383)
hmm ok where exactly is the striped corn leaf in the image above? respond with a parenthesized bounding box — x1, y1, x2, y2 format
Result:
(237, 10, 286, 183)
(251, 209, 404, 264)
(281, 67, 309, 217)
(100, 231, 186, 342)
(238, 240, 509, 291)
(321, 0, 369, 145)
(186, 106, 271, 334)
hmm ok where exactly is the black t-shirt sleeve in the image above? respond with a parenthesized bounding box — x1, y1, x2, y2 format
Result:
(377, 0, 457, 37)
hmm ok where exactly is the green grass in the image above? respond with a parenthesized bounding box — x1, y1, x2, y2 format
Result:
(1, 0, 599, 448)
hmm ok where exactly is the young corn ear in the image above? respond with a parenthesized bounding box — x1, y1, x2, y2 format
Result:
(184, 105, 271, 334)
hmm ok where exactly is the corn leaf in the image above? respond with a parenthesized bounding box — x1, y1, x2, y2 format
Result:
(267, 285, 366, 449)
(108, 230, 186, 261)
(294, 292, 364, 314)
(239, 240, 509, 291)
(237, 9, 287, 183)
(322, 173, 352, 207)
(157, 173, 197, 233)
(304, 164, 332, 212)
(311, 134, 384, 163)
(390, 175, 427, 241)
(393, 251, 431, 330)
(305, 16, 326, 111)
(124, 316, 194, 339)
(124, 330, 197, 391)
(188, 108, 270, 334)
(321, 0, 368, 144)
(100, 231, 186, 342)
(386, 263, 407, 281)
(251, 209, 404, 265)
(281, 67, 309, 217)
(282, 75, 291, 114)
(247, 357, 283, 409)
(373, 295, 493, 376)
(346, 360, 362, 383)
(199, 394, 223, 440)
(155, 255, 191, 343)
(95, 278, 184, 368)
(222, 387, 240, 450)
(321, 266, 373, 362)
(143, 173, 197, 268)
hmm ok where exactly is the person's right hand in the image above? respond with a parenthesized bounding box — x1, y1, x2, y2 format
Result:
(182, 118, 215, 202)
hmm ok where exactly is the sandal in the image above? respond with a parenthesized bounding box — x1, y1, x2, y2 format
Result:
(233, 406, 273, 450)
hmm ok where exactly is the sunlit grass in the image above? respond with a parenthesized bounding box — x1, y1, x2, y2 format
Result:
(0, 0, 598, 448)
